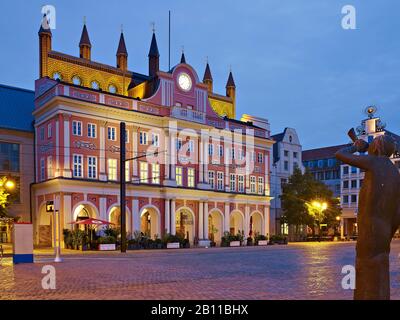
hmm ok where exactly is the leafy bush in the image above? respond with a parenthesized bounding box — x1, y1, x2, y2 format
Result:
(254, 233, 267, 244)
(103, 226, 120, 238)
(221, 231, 244, 247)
(98, 236, 116, 244)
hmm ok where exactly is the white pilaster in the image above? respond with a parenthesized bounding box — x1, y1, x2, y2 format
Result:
(170, 199, 176, 235)
(63, 115, 72, 177)
(132, 199, 140, 233)
(165, 199, 170, 234)
(63, 194, 72, 229)
(132, 130, 138, 179)
(224, 203, 230, 232)
(264, 206, 270, 238)
(164, 134, 170, 179)
(99, 124, 107, 181)
(199, 138, 204, 183)
(245, 205, 250, 238)
(99, 197, 107, 221)
(55, 119, 60, 176)
(204, 202, 209, 240)
(198, 201, 204, 239)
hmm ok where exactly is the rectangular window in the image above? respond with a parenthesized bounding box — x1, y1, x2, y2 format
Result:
(230, 174, 236, 192)
(140, 132, 147, 145)
(40, 127, 45, 140)
(40, 158, 45, 181)
(47, 156, 53, 178)
(176, 167, 183, 186)
(47, 123, 52, 139)
(258, 177, 264, 195)
(140, 162, 148, 183)
(108, 127, 116, 141)
(218, 145, 224, 157)
(125, 129, 129, 143)
(351, 180, 357, 189)
(238, 149, 245, 161)
(343, 166, 349, 175)
(188, 140, 194, 153)
(351, 166, 357, 174)
(188, 168, 195, 188)
(217, 172, 224, 191)
(284, 150, 289, 157)
(0, 142, 19, 172)
(343, 180, 349, 189)
(87, 123, 96, 138)
(73, 154, 83, 178)
(108, 159, 117, 181)
(284, 161, 289, 171)
(293, 152, 298, 159)
(208, 144, 214, 156)
(151, 133, 159, 147)
(208, 171, 215, 189)
(125, 161, 130, 182)
(152, 164, 160, 184)
(88, 156, 97, 179)
(258, 153, 264, 163)
(176, 139, 183, 151)
(250, 176, 256, 193)
(343, 195, 349, 204)
(72, 121, 82, 136)
(238, 175, 244, 193)
(351, 194, 357, 203)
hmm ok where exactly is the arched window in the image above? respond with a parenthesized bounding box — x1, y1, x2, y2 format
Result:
(72, 75, 82, 86)
(108, 84, 117, 94)
(91, 81, 100, 90)
(52, 72, 62, 81)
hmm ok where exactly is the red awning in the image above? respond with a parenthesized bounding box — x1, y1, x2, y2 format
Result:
(69, 218, 114, 225)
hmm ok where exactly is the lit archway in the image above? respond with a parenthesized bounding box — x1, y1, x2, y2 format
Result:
(209, 209, 224, 246)
(108, 205, 132, 235)
(72, 202, 98, 232)
(140, 206, 161, 239)
(230, 210, 244, 235)
(175, 207, 195, 243)
(250, 211, 264, 237)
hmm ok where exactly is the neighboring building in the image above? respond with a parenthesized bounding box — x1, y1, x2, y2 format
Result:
(270, 128, 304, 239)
(0, 84, 35, 242)
(339, 108, 400, 238)
(32, 19, 274, 247)
(302, 144, 348, 198)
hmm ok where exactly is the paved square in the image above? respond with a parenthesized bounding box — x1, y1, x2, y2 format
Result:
(1, 241, 400, 300)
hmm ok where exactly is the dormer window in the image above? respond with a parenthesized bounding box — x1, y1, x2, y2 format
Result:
(52, 72, 62, 81)
(91, 81, 100, 90)
(108, 84, 117, 94)
(72, 76, 82, 86)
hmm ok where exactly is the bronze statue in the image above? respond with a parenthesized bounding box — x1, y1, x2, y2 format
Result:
(335, 131, 400, 300)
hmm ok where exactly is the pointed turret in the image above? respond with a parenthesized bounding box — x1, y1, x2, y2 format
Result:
(39, 14, 52, 78)
(148, 32, 160, 78)
(79, 23, 91, 60)
(226, 70, 236, 118)
(203, 62, 213, 92)
(116, 32, 128, 71)
(180, 52, 186, 64)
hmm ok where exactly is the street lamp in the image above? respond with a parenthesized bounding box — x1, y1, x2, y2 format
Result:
(311, 201, 328, 237)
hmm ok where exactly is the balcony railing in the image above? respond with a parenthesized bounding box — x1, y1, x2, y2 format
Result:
(171, 106, 206, 123)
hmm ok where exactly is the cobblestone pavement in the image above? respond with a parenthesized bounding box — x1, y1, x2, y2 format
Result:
(1, 241, 400, 300)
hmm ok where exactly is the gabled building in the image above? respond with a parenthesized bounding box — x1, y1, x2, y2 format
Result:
(33, 17, 274, 247)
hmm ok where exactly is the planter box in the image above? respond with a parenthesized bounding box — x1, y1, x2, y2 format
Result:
(257, 240, 269, 246)
(230, 241, 241, 247)
(98, 244, 116, 251)
(167, 242, 180, 249)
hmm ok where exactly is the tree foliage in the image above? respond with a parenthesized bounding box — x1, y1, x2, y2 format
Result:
(280, 168, 341, 232)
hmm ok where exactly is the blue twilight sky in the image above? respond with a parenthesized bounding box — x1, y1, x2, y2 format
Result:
(0, 0, 399, 149)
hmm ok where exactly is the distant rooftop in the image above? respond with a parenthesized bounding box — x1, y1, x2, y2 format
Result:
(302, 144, 350, 161)
(0, 84, 34, 132)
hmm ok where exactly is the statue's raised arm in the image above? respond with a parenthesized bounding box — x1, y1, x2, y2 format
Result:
(335, 139, 373, 171)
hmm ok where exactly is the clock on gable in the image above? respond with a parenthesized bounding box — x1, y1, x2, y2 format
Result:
(177, 72, 192, 91)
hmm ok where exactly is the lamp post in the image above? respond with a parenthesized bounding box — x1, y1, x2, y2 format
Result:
(311, 201, 328, 237)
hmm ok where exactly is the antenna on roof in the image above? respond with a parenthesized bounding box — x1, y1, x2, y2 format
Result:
(168, 10, 171, 70)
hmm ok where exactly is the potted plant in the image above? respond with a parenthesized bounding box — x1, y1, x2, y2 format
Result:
(63, 229, 72, 249)
(163, 233, 181, 249)
(98, 236, 117, 250)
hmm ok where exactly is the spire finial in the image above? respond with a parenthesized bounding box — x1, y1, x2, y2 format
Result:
(121, 24, 124, 33)
(229, 64, 232, 72)
(206, 56, 209, 64)
(151, 22, 156, 33)
(83, 16, 86, 25)
(181, 45, 184, 54)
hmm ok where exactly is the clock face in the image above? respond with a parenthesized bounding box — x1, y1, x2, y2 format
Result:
(178, 73, 192, 91)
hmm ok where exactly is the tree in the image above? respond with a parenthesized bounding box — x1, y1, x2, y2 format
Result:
(0, 177, 15, 218)
(280, 168, 341, 236)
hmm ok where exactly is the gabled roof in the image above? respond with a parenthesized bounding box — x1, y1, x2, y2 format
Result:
(302, 144, 350, 161)
(0, 84, 34, 132)
(79, 24, 91, 47)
